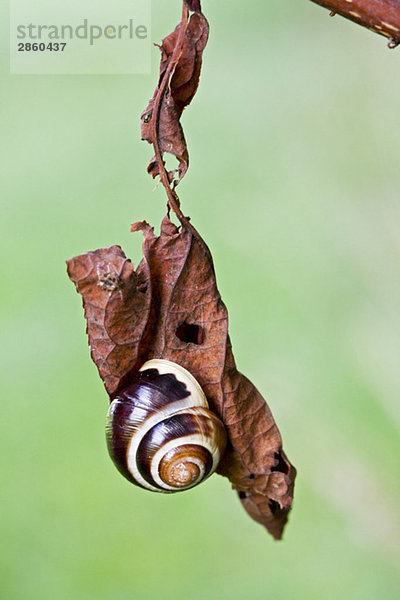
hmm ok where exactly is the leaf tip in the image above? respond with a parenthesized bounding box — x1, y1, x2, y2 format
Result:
(130, 220, 154, 237)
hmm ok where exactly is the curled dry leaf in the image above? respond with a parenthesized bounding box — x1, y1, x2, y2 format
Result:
(67, 216, 296, 539)
(184, 0, 202, 12)
(141, 11, 209, 183)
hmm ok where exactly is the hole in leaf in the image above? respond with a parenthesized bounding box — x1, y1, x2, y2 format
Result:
(268, 500, 281, 515)
(137, 282, 148, 294)
(176, 322, 205, 345)
(271, 450, 289, 475)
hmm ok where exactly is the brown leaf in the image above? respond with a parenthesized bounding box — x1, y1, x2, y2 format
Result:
(184, 0, 202, 12)
(141, 12, 209, 182)
(66, 245, 152, 393)
(67, 217, 296, 539)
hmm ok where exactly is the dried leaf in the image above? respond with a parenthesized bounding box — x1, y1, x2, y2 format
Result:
(141, 12, 209, 182)
(67, 217, 296, 539)
(66, 245, 151, 393)
(184, 0, 202, 12)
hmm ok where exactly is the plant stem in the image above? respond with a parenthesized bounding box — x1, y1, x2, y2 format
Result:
(310, 0, 400, 47)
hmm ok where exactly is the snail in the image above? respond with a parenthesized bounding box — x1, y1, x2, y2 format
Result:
(106, 359, 227, 492)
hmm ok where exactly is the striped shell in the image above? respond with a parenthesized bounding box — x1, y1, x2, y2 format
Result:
(105, 359, 227, 492)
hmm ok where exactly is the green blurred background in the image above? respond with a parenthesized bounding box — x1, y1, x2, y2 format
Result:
(1, 1, 400, 598)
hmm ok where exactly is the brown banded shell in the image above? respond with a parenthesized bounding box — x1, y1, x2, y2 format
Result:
(105, 359, 227, 492)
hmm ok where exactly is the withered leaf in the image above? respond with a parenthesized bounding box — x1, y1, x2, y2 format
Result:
(66, 244, 151, 393)
(67, 217, 296, 539)
(141, 11, 209, 182)
(184, 0, 202, 12)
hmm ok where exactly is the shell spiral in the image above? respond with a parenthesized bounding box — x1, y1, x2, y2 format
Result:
(105, 359, 227, 492)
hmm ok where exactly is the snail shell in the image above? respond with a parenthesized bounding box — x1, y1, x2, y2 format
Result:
(106, 359, 227, 492)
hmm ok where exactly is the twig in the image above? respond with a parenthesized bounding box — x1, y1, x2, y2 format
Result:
(310, 0, 400, 47)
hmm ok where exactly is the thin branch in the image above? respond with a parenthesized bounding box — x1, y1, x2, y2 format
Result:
(310, 0, 400, 47)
